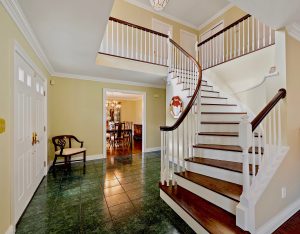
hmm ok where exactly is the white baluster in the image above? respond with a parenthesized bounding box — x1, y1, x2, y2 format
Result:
(278, 102, 282, 147)
(234, 25, 237, 57)
(269, 26, 272, 45)
(177, 128, 180, 172)
(131, 27, 134, 58)
(238, 23, 241, 56)
(252, 17, 255, 51)
(263, 23, 266, 47)
(148, 32, 151, 62)
(111, 20, 114, 54)
(172, 131, 175, 185)
(116, 22, 119, 55)
(152, 34, 155, 63)
(144, 30, 147, 61)
(230, 27, 233, 59)
(247, 18, 250, 53)
(136, 28, 138, 59)
(258, 128, 262, 166)
(226, 30, 229, 61)
(121, 24, 124, 57)
(166, 131, 170, 186)
(140, 30, 143, 60)
(156, 34, 159, 64)
(252, 134, 256, 178)
(257, 19, 260, 49)
(160, 36, 163, 65)
(273, 107, 277, 146)
(106, 23, 109, 53)
(126, 25, 129, 57)
(243, 20, 245, 55)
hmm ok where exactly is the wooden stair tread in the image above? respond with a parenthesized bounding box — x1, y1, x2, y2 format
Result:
(185, 157, 258, 176)
(199, 132, 239, 136)
(160, 183, 248, 234)
(175, 171, 242, 202)
(193, 144, 264, 154)
(201, 103, 237, 106)
(201, 112, 247, 115)
(201, 121, 240, 125)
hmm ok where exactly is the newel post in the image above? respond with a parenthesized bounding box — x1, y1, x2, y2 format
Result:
(195, 41, 199, 62)
(236, 115, 255, 232)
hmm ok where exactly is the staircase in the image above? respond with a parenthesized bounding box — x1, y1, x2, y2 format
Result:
(99, 15, 288, 234)
(160, 18, 288, 233)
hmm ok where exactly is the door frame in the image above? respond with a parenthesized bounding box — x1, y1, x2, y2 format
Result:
(103, 88, 146, 158)
(11, 41, 48, 227)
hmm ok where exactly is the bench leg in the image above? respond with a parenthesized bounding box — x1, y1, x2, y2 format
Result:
(52, 155, 58, 169)
(83, 151, 86, 165)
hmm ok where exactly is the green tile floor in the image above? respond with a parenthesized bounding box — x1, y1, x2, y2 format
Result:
(16, 151, 195, 234)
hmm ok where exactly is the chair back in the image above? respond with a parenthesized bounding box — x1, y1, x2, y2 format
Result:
(115, 123, 124, 138)
(52, 135, 83, 151)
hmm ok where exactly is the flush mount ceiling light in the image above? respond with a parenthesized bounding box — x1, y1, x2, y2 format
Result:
(149, 0, 169, 11)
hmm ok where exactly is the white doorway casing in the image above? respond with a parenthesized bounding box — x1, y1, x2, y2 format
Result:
(103, 89, 146, 158)
(12, 42, 48, 227)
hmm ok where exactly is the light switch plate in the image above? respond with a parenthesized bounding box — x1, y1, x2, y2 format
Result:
(0, 118, 6, 134)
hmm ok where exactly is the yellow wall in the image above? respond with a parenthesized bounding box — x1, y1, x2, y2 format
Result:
(111, 0, 198, 42)
(255, 32, 300, 228)
(48, 76, 165, 158)
(0, 4, 50, 233)
(199, 6, 247, 37)
(117, 99, 142, 124)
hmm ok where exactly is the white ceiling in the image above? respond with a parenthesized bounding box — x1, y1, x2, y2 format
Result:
(17, 0, 166, 88)
(107, 91, 143, 101)
(126, 0, 230, 29)
(228, 0, 300, 30)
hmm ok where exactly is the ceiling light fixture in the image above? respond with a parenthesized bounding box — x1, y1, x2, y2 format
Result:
(149, 0, 169, 11)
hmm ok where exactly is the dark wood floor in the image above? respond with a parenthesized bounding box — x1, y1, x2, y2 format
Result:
(274, 210, 300, 233)
(106, 139, 142, 157)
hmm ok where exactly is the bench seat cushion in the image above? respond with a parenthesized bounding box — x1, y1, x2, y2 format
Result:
(55, 148, 86, 156)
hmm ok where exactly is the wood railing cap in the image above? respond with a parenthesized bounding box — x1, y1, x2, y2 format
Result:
(198, 14, 251, 47)
(109, 17, 168, 38)
(160, 39, 202, 132)
(251, 88, 286, 131)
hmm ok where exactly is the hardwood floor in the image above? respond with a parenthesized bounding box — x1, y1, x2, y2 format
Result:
(106, 139, 142, 157)
(274, 210, 300, 233)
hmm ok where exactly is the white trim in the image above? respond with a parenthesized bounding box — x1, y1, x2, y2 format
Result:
(52, 72, 166, 89)
(1, 0, 54, 74)
(286, 23, 300, 42)
(152, 18, 173, 35)
(125, 0, 198, 30)
(145, 147, 161, 152)
(103, 89, 147, 158)
(5, 225, 14, 234)
(256, 197, 300, 234)
(198, 3, 234, 30)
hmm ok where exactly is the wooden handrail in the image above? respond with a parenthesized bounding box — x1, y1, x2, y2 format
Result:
(160, 39, 202, 131)
(109, 17, 168, 38)
(198, 14, 251, 47)
(251, 88, 286, 131)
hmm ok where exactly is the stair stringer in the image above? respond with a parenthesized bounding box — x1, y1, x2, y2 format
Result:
(236, 145, 289, 233)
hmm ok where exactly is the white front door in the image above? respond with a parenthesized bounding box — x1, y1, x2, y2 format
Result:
(14, 52, 46, 223)
(180, 30, 197, 57)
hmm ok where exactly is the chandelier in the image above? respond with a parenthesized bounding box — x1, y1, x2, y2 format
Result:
(149, 0, 169, 11)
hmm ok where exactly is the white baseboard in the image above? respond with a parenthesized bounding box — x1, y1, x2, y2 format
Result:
(144, 147, 161, 152)
(256, 197, 300, 234)
(47, 154, 104, 172)
(5, 225, 14, 234)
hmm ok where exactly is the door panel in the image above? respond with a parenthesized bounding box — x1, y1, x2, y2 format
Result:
(14, 53, 46, 223)
(180, 30, 197, 57)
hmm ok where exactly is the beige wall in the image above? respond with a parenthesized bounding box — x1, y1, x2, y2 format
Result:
(255, 33, 300, 229)
(48, 77, 165, 158)
(118, 99, 142, 124)
(0, 4, 50, 233)
(199, 6, 246, 37)
(111, 0, 198, 42)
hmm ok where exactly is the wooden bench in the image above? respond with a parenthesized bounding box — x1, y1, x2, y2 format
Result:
(52, 135, 86, 168)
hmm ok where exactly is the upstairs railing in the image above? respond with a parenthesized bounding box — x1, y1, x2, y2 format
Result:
(237, 88, 287, 231)
(160, 40, 202, 186)
(198, 14, 276, 70)
(99, 17, 168, 66)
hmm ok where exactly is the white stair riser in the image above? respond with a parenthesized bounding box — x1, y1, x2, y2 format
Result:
(175, 175, 238, 215)
(198, 135, 261, 145)
(201, 86, 213, 91)
(185, 161, 244, 185)
(201, 114, 245, 122)
(201, 91, 219, 97)
(200, 124, 239, 132)
(160, 190, 209, 234)
(201, 105, 240, 112)
(200, 97, 228, 104)
(193, 148, 261, 164)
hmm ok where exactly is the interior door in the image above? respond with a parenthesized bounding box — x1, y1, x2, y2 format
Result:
(180, 30, 197, 57)
(14, 53, 46, 223)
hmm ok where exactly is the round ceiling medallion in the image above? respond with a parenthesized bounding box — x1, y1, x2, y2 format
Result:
(170, 96, 183, 119)
(149, 0, 169, 11)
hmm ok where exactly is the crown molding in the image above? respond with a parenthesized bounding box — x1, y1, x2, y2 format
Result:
(286, 22, 300, 42)
(198, 3, 234, 31)
(125, 0, 199, 30)
(52, 72, 166, 89)
(1, 0, 54, 74)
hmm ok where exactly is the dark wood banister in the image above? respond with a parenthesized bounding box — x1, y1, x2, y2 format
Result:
(251, 88, 286, 131)
(198, 14, 251, 47)
(160, 39, 202, 131)
(109, 17, 168, 38)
